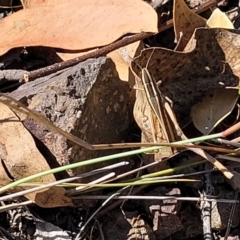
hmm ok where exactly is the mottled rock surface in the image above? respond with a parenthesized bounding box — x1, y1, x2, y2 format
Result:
(9, 57, 134, 181)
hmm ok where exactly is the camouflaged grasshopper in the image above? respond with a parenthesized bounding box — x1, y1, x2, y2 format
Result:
(132, 49, 186, 158)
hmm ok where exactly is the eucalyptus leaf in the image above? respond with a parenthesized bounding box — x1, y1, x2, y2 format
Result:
(191, 89, 239, 135)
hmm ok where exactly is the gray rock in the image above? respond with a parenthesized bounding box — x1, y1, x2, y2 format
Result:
(9, 57, 134, 185)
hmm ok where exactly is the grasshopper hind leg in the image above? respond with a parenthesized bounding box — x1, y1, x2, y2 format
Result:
(141, 106, 159, 154)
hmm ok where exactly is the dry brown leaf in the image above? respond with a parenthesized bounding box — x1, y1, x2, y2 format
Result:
(173, 0, 206, 50)
(0, 102, 55, 186)
(20, 0, 153, 84)
(131, 28, 240, 128)
(25, 186, 73, 208)
(0, 0, 158, 56)
(207, 8, 234, 28)
(10, 0, 155, 83)
(191, 89, 239, 135)
(0, 102, 72, 207)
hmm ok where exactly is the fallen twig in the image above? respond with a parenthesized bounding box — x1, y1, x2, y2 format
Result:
(23, 32, 154, 82)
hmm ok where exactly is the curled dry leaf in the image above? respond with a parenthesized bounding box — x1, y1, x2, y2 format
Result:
(0, 102, 72, 207)
(191, 89, 239, 135)
(131, 28, 240, 128)
(173, 0, 206, 50)
(0, 0, 158, 56)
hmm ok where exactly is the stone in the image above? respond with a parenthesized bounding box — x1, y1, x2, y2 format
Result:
(9, 57, 134, 183)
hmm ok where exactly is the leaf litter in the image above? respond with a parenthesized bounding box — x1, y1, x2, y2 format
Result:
(1, 0, 240, 239)
(131, 28, 239, 127)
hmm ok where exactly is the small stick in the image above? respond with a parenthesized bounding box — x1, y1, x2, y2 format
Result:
(72, 195, 238, 203)
(201, 164, 214, 240)
(23, 32, 154, 82)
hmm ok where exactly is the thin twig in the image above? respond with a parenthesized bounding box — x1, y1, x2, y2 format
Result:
(224, 191, 240, 240)
(94, 219, 105, 240)
(78, 161, 159, 194)
(213, 138, 240, 148)
(75, 191, 123, 240)
(0, 200, 32, 213)
(216, 154, 240, 162)
(71, 195, 238, 203)
(120, 154, 144, 223)
(201, 163, 214, 240)
(23, 32, 154, 82)
(66, 172, 116, 196)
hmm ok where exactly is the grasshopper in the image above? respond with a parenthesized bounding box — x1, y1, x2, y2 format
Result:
(132, 49, 186, 158)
